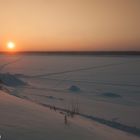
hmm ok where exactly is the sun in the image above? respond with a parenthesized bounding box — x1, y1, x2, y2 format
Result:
(7, 41, 15, 50)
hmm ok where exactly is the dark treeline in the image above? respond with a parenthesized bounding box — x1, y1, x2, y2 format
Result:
(0, 51, 140, 56)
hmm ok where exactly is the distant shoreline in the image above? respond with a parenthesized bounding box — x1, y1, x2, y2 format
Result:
(0, 51, 140, 56)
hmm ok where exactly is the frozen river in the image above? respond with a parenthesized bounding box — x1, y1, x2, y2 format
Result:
(0, 54, 140, 127)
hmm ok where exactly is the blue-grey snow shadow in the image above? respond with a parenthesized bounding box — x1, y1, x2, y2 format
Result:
(100, 92, 122, 98)
(0, 73, 27, 87)
(68, 85, 81, 93)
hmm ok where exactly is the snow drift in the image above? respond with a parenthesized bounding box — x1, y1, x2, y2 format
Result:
(0, 73, 26, 87)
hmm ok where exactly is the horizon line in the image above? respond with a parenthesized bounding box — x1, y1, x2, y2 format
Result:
(0, 51, 140, 55)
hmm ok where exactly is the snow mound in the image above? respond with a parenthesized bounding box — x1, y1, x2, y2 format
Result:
(68, 85, 81, 92)
(0, 73, 26, 87)
(101, 92, 121, 98)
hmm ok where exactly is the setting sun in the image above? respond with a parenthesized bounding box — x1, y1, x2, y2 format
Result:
(7, 41, 15, 50)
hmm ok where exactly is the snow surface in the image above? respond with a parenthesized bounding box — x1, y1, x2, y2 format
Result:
(0, 73, 26, 87)
(0, 90, 140, 140)
(0, 54, 140, 139)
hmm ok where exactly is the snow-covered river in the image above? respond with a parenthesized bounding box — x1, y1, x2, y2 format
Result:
(0, 54, 140, 127)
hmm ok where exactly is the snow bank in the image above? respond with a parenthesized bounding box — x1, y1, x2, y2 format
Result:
(0, 90, 139, 140)
(100, 92, 122, 98)
(68, 85, 81, 92)
(0, 73, 26, 87)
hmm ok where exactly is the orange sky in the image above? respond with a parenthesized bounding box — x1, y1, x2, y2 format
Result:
(0, 0, 140, 51)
